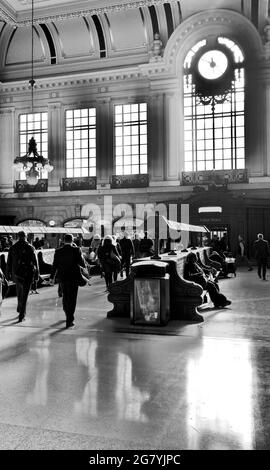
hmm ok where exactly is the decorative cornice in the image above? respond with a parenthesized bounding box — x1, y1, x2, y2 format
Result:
(0, 7, 15, 24)
(0, 64, 160, 93)
(0, 1, 178, 26)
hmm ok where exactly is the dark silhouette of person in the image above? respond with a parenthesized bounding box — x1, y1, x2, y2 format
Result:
(132, 233, 141, 259)
(0, 253, 7, 276)
(253, 233, 269, 281)
(37, 251, 52, 275)
(50, 233, 86, 328)
(138, 232, 154, 257)
(97, 235, 121, 289)
(6, 231, 39, 322)
(33, 237, 42, 250)
(184, 252, 231, 308)
(219, 233, 228, 253)
(119, 232, 134, 277)
(210, 235, 221, 253)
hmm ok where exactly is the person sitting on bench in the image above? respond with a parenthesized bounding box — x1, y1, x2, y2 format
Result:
(184, 252, 231, 308)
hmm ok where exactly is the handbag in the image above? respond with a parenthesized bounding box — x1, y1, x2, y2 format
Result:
(108, 251, 121, 271)
(77, 265, 90, 287)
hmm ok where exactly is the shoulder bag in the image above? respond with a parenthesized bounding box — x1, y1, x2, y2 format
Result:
(77, 264, 90, 287)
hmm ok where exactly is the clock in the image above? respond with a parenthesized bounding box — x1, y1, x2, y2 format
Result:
(197, 50, 228, 80)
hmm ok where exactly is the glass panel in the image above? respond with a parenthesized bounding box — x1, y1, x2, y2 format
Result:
(124, 146, 131, 156)
(197, 141, 205, 151)
(215, 160, 223, 170)
(205, 161, 214, 170)
(237, 159, 245, 168)
(185, 152, 192, 162)
(132, 145, 139, 155)
(185, 141, 193, 151)
(185, 162, 193, 171)
(114, 103, 147, 176)
(197, 161, 205, 171)
(132, 165, 139, 174)
(64, 108, 96, 178)
(224, 160, 231, 169)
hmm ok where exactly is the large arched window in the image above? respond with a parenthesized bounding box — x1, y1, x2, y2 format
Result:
(183, 37, 245, 172)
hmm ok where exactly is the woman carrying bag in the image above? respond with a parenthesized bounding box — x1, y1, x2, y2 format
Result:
(97, 235, 121, 289)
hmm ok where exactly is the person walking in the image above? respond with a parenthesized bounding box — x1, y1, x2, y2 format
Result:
(97, 235, 121, 289)
(6, 231, 39, 322)
(119, 231, 134, 277)
(49, 233, 87, 328)
(253, 233, 269, 281)
(0, 267, 7, 313)
(236, 235, 253, 271)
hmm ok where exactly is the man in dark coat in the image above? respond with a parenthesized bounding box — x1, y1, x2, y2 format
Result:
(253, 233, 269, 280)
(119, 232, 134, 277)
(6, 231, 39, 322)
(50, 233, 86, 328)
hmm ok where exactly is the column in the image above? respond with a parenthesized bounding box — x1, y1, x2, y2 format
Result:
(164, 91, 182, 182)
(0, 107, 15, 192)
(148, 93, 165, 183)
(48, 102, 63, 190)
(96, 97, 112, 187)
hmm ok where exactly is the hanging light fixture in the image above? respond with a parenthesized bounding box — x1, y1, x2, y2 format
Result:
(13, 0, 53, 186)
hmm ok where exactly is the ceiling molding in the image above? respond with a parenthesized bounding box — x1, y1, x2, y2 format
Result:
(0, 58, 173, 93)
(0, 0, 178, 26)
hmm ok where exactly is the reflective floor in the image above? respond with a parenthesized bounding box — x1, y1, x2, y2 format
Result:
(0, 269, 269, 450)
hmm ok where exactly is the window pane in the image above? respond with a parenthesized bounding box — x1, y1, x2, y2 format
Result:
(215, 160, 223, 170)
(65, 107, 96, 178)
(18, 112, 49, 182)
(114, 103, 147, 175)
(185, 162, 193, 171)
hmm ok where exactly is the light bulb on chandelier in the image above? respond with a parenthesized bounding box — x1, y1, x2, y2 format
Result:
(12, 0, 53, 186)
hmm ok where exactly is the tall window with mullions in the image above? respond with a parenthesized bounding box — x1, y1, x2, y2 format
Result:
(183, 37, 245, 172)
(114, 103, 148, 175)
(65, 108, 96, 178)
(19, 112, 48, 180)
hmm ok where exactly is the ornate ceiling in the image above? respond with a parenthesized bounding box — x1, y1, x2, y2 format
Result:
(0, 0, 172, 25)
(0, 0, 266, 82)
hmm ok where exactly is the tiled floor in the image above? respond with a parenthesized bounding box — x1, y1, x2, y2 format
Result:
(0, 268, 269, 450)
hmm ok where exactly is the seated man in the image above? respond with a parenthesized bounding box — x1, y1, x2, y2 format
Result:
(196, 253, 219, 281)
(209, 250, 229, 277)
(184, 252, 231, 308)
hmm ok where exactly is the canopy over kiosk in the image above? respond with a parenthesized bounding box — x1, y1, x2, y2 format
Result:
(162, 216, 209, 233)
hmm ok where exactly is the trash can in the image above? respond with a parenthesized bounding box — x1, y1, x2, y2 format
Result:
(130, 261, 170, 326)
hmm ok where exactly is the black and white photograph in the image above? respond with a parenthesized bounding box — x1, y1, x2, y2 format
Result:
(0, 0, 269, 458)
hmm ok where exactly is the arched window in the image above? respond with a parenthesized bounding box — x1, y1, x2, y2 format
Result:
(183, 37, 245, 172)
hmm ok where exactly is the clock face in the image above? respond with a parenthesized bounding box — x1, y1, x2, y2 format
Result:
(198, 50, 228, 80)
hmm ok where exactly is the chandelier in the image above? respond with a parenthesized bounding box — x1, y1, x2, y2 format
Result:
(13, 0, 53, 185)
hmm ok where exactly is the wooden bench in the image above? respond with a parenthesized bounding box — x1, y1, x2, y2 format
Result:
(107, 248, 212, 323)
